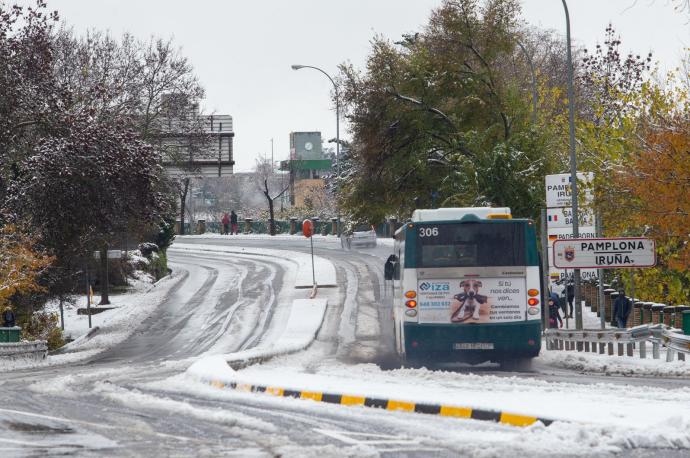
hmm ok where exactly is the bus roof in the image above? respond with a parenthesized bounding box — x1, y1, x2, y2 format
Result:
(411, 207, 511, 222)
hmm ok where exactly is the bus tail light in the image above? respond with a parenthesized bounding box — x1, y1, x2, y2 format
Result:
(405, 290, 417, 299)
(405, 309, 417, 317)
(405, 300, 417, 308)
(528, 289, 539, 297)
(528, 298, 539, 306)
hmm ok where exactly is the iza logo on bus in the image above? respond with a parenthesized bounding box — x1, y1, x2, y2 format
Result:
(419, 282, 449, 292)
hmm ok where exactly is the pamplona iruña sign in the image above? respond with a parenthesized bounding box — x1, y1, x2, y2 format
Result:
(553, 237, 656, 269)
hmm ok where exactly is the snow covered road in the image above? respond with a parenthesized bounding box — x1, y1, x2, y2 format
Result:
(0, 235, 688, 457)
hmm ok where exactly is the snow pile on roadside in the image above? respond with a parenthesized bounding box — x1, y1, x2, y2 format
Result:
(170, 356, 690, 456)
(188, 298, 328, 372)
(48, 271, 184, 364)
(44, 269, 156, 343)
(539, 348, 690, 376)
(171, 242, 336, 287)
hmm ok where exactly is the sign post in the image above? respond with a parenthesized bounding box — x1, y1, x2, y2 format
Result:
(545, 172, 595, 331)
(302, 219, 317, 297)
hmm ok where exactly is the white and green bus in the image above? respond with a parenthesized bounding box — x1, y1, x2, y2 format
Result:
(387, 207, 542, 366)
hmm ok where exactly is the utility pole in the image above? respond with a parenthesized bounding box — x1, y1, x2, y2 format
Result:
(562, 0, 582, 330)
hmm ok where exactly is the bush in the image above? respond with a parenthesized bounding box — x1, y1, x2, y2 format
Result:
(138, 242, 159, 257)
(149, 250, 168, 281)
(22, 310, 64, 350)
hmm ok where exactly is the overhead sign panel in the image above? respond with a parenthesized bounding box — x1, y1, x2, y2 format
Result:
(553, 237, 656, 269)
(545, 172, 593, 208)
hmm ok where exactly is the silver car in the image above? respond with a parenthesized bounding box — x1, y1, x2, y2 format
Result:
(341, 224, 377, 249)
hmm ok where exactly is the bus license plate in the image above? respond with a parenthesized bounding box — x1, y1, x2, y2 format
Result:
(454, 343, 494, 350)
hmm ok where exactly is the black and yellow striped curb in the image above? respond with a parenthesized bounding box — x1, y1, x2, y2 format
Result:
(205, 379, 555, 427)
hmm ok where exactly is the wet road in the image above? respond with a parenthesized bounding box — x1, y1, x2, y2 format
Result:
(0, 236, 685, 457)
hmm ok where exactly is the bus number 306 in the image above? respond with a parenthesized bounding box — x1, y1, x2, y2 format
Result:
(419, 227, 439, 237)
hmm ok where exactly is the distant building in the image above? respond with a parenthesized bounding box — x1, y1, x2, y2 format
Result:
(280, 131, 332, 206)
(158, 97, 235, 177)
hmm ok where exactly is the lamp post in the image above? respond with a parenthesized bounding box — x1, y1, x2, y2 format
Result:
(291, 64, 341, 235)
(562, 0, 582, 330)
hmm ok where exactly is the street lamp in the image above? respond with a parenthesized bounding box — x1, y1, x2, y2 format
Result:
(291, 64, 341, 235)
(562, 0, 583, 330)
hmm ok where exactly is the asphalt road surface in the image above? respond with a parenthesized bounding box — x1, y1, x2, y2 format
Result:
(0, 236, 685, 457)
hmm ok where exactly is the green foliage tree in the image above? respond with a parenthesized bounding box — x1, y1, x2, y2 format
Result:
(338, 0, 561, 222)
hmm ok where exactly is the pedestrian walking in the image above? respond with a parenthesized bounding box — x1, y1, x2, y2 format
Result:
(613, 289, 632, 328)
(230, 210, 238, 235)
(221, 212, 230, 235)
(566, 281, 575, 319)
(551, 280, 567, 317)
(548, 293, 563, 329)
(2, 307, 16, 328)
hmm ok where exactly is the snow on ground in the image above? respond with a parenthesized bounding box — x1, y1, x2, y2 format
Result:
(44, 270, 184, 365)
(44, 270, 158, 343)
(539, 346, 690, 376)
(157, 356, 690, 456)
(209, 298, 328, 366)
(171, 242, 337, 287)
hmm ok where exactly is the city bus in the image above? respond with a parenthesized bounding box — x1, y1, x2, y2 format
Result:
(387, 207, 542, 367)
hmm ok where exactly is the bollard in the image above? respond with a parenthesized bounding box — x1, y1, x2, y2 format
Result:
(607, 342, 614, 355)
(244, 218, 252, 234)
(290, 218, 297, 235)
(653, 341, 660, 359)
(626, 343, 633, 357)
(639, 340, 646, 359)
(683, 310, 690, 335)
(331, 218, 338, 236)
(617, 343, 624, 356)
(599, 342, 605, 354)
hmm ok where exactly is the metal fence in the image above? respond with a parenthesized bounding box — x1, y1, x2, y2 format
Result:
(545, 324, 688, 362)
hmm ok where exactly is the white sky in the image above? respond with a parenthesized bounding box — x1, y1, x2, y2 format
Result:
(44, 1, 689, 172)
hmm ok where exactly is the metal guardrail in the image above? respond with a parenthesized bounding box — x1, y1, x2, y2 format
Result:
(545, 324, 688, 361)
(0, 340, 48, 361)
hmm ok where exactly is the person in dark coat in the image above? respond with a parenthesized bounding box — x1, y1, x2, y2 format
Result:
(613, 289, 632, 328)
(230, 211, 238, 235)
(548, 294, 563, 329)
(2, 307, 16, 327)
(565, 281, 575, 319)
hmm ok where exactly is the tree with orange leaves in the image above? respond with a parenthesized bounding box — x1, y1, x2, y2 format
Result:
(0, 226, 54, 310)
(613, 107, 690, 302)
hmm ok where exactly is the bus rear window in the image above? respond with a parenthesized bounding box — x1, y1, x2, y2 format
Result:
(416, 222, 525, 267)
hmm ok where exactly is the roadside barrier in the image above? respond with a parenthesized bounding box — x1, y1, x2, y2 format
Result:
(203, 379, 555, 428)
(0, 340, 48, 361)
(545, 324, 689, 362)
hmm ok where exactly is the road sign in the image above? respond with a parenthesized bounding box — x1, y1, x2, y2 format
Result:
(548, 266, 599, 282)
(547, 226, 597, 247)
(553, 237, 656, 269)
(546, 207, 595, 229)
(302, 219, 314, 238)
(545, 172, 593, 208)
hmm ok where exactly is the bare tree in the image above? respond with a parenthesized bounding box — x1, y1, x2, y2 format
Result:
(254, 159, 288, 235)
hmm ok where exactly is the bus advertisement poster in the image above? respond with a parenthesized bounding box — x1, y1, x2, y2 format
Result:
(417, 278, 526, 324)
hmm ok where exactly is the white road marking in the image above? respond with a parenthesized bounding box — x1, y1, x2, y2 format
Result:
(314, 428, 421, 446)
